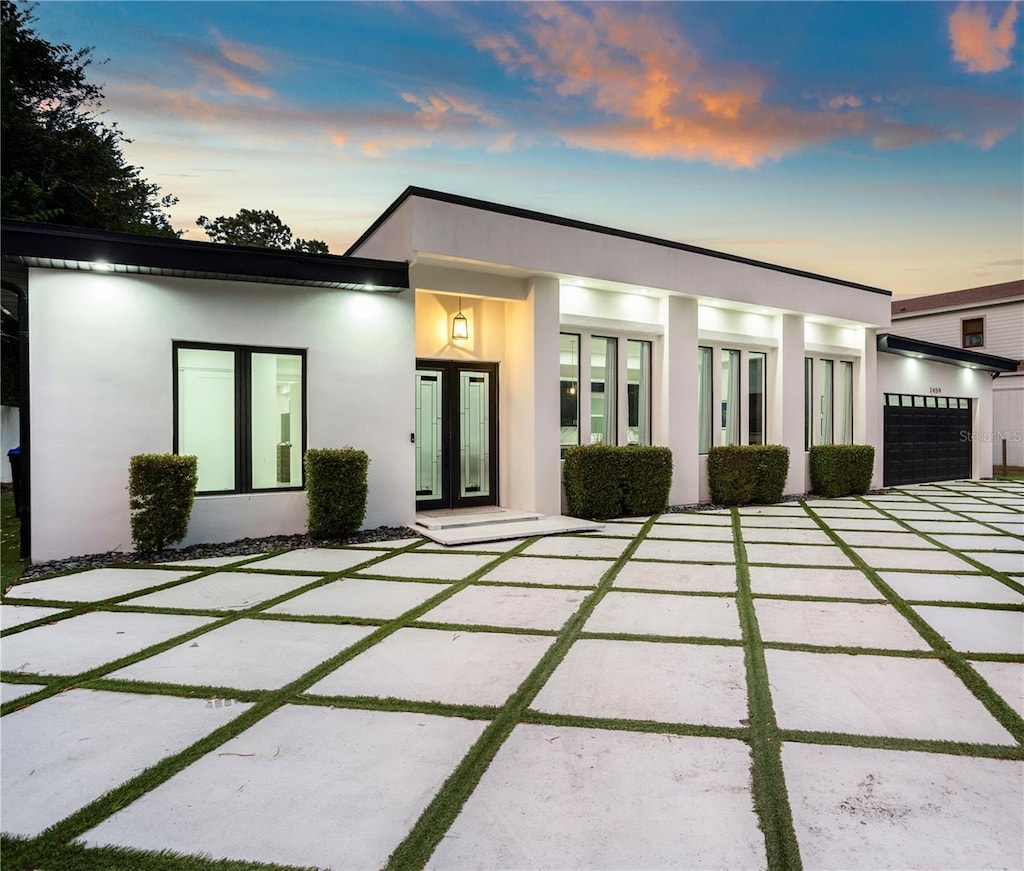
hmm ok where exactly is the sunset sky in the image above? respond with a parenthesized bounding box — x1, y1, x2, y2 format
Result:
(32, 1, 1024, 297)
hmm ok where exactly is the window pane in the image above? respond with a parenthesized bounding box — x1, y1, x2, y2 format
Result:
(819, 359, 834, 445)
(177, 348, 235, 492)
(590, 337, 617, 444)
(251, 352, 303, 489)
(460, 370, 491, 498)
(722, 349, 740, 446)
(560, 333, 580, 453)
(748, 352, 766, 446)
(415, 368, 444, 503)
(627, 340, 651, 446)
(698, 346, 712, 454)
(804, 357, 814, 449)
(838, 360, 854, 444)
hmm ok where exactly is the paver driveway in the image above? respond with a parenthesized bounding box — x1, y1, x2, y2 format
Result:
(2, 481, 1022, 870)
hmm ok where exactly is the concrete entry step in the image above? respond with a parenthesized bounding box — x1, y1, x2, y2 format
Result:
(415, 507, 543, 530)
(414, 512, 603, 546)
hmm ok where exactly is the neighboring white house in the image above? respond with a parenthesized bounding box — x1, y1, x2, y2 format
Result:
(2, 189, 1018, 562)
(892, 281, 1024, 467)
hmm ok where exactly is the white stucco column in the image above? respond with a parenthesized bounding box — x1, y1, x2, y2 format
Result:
(858, 327, 881, 487)
(659, 295, 698, 505)
(776, 314, 806, 494)
(504, 276, 561, 515)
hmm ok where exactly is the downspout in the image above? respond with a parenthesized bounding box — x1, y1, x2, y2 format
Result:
(2, 279, 30, 559)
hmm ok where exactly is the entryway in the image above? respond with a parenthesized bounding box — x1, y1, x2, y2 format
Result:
(415, 360, 498, 510)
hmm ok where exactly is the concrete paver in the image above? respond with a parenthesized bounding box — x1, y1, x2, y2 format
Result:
(783, 743, 1023, 871)
(264, 577, 448, 619)
(81, 706, 487, 870)
(107, 618, 375, 690)
(430, 726, 766, 870)
(4, 567, 195, 602)
(532, 638, 748, 726)
(2, 689, 248, 837)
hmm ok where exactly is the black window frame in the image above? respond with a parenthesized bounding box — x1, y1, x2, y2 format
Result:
(173, 341, 308, 496)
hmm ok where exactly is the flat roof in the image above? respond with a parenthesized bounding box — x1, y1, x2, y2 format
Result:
(893, 280, 1024, 316)
(348, 186, 892, 297)
(878, 333, 1019, 373)
(1, 221, 409, 292)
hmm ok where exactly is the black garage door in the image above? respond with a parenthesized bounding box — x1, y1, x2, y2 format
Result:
(883, 394, 972, 486)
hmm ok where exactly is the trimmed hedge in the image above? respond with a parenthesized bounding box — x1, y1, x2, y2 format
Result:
(305, 447, 369, 539)
(707, 445, 790, 506)
(564, 445, 673, 521)
(809, 444, 875, 498)
(129, 454, 197, 552)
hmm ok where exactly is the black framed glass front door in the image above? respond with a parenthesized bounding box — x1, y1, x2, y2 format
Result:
(415, 360, 498, 510)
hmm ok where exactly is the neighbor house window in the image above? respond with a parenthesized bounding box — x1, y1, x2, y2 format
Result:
(721, 349, 740, 446)
(838, 360, 854, 444)
(174, 342, 306, 494)
(962, 317, 984, 348)
(560, 333, 580, 454)
(627, 339, 651, 445)
(698, 346, 712, 453)
(748, 352, 766, 446)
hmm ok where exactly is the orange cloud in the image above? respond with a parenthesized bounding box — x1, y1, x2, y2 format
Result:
(473, 3, 940, 168)
(212, 32, 270, 73)
(181, 31, 274, 100)
(949, 2, 1019, 73)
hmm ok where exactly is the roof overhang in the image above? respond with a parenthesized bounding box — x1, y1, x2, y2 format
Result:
(878, 333, 1019, 374)
(1, 221, 409, 292)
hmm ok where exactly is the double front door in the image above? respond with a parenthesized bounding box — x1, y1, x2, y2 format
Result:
(415, 360, 498, 510)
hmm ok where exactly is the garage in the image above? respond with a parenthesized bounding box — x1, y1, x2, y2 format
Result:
(883, 393, 972, 486)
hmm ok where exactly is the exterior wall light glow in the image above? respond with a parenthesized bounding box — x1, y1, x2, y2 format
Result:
(93, 262, 113, 272)
(452, 297, 469, 340)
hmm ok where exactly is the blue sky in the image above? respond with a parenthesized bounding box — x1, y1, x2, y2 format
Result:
(32, 1, 1024, 296)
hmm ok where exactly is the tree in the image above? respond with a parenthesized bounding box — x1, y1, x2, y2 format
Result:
(196, 209, 330, 253)
(1, 0, 178, 236)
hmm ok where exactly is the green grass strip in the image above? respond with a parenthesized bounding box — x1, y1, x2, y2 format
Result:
(0, 836, 317, 871)
(383, 515, 660, 871)
(730, 508, 804, 871)
(779, 728, 1024, 761)
(803, 502, 1024, 746)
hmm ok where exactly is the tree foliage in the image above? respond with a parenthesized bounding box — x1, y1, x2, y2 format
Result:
(1, 0, 178, 235)
(196, 208, 330, 253)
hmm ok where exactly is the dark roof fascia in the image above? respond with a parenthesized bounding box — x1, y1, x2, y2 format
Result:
(878, 332, 1019, 373)
(346, 186, 892, 297)
(1, 221, 409, 291)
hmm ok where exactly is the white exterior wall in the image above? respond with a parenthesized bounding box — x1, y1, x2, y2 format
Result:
(876, 354, 996, 480)
(992, 373, 1024, 467)
(891, 302, 1024, 361)
(1, 405, 19, 484)
(29, 269, 414, 562)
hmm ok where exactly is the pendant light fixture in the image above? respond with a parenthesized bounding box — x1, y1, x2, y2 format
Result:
(452, 297, 469, 340)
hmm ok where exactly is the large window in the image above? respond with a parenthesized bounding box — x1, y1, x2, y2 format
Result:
(819, 359, 834, 445)
(721, 349, 740, 446)
(560, 333, 580, 454)
(748, 352, 766, 446)
(838, 360, 854, 444)
(627, 339, 652, 445)
(590, 337, 617, 444)
(804, 357, 814, 450)
(698, 346, 712, 454)
(175, 343, 305, 494)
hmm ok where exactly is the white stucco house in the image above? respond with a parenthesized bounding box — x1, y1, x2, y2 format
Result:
(2, 188, 1018, 562)
(891, 280, 1024, 468)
